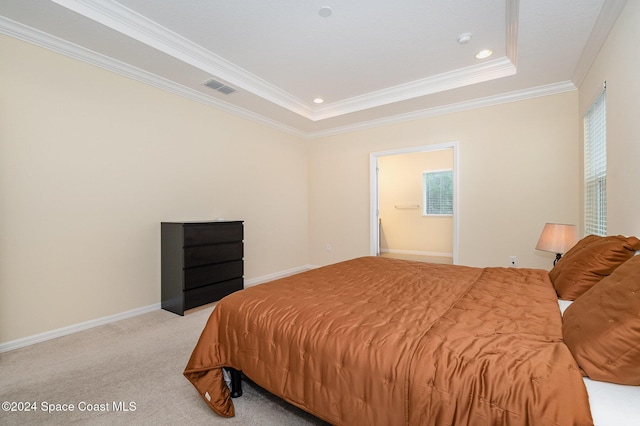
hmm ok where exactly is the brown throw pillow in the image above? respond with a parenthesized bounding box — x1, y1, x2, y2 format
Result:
(562, 255, 640, 385)
(549, 235, 640, 300)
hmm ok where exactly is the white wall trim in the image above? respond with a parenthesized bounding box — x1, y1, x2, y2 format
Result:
(370, 142, 459, 264)
(0, 265, 316, 353)
(1, 15, 575, 141)
(0, 15, 307, 140)
(312, 57, 516, 120)
(244, 264, 315, 287)
(571, 0, 628, 88)
(51, 0, 520, 121)
(308, 81, 576, 139)
(0, 303, 160, 353)
(50, 0, 314, 118)
(380, 249, 453, 258)
(506, 0, 520, 66)
(4, 0, 525, 130)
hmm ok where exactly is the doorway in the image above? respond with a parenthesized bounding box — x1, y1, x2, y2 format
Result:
(369, 142, 458, 264)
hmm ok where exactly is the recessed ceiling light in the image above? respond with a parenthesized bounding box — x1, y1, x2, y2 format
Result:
(475, 49, 493, 59)
(319, 7, 332, 18)
(313, 98, 324, 104)
(457, 33, 472, 44)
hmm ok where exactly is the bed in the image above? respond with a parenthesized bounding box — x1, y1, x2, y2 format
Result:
(558, 300, 640, 426)
(184, 235, 640, 425)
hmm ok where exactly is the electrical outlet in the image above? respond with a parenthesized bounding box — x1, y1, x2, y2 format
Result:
(326, 243, 332, 252)
(509, 256, 517, 267)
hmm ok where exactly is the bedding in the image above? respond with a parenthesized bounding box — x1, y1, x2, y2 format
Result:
(558, 297, 640, 426)
(562, 254, 640, 385)
(184, 256, 592, 425)
(549, 235, 640, 300)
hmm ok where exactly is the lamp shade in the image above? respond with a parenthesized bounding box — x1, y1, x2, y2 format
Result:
(535, 223, 578, 254)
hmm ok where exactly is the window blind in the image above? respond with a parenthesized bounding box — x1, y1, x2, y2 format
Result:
(584, 87, 606, 236)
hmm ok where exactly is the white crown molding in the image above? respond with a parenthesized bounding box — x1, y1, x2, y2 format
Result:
(306, 81, 577, 139)
(506, 0, 519, 66)
(0, 16, 307, 139)
(51, 0, 521, 122)
(315, 0, 519, 120)
(1, 15, 574, 141)
(313, 57, 516, 120)
(571, 0, 627, 88)
(51, 0, 314, 117)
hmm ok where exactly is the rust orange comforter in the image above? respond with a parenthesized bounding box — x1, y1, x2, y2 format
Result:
(184, 256, 592, 425)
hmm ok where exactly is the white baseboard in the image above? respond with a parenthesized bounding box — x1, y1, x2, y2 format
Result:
(0, 264, 317, 353)
(0, 303, 161, 353)
(244, 264, 315, 287)
(380, 248, 453, 258)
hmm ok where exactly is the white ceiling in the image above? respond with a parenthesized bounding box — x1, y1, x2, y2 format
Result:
(0, 0, 626, 138)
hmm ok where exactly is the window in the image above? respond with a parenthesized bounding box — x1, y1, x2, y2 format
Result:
(423, 169, 453, 215)
(584, 86, 606, 236)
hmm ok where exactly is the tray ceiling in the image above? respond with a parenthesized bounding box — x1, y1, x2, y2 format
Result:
(0, 0, 626, 138)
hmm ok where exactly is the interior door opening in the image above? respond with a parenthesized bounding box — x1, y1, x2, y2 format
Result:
(370, 143, 458, 264)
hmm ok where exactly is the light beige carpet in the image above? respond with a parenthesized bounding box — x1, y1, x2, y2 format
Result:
(0, 305, 328, 425)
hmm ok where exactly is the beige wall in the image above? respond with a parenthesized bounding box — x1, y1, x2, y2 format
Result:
(578, 0, 640, 238)
(11, 2, 639, 345)
(378, 149, 453, 255)
(309, 92, 580, 268)
(0, 35, 309, 343)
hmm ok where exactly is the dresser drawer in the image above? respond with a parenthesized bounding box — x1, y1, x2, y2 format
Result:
(183, 278, 244, 310)
(162, 220, 244, 315)
(184, 242, 243, 268)
(184, 260, 243, 290)
(183, 222, 243, 247)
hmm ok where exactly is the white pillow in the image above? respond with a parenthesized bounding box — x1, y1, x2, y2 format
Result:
(558, 299, 573, 316)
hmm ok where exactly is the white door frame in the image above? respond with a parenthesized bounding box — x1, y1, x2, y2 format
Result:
(369, 142, 459, 264)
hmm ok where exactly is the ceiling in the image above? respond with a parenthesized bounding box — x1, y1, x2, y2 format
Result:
(0, 0, 626, 138)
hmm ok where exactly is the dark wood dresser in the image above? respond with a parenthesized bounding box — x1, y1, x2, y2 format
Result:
(161, 221, 244, 315)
